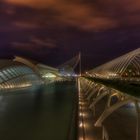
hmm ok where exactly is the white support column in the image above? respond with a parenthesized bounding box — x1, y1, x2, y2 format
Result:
(78, 77, 81, 93)
(96, 87, 104, 96)
(87, 88, 97, 101)
(86, 87, 94, 98)
(102, 125, 105, 140)
(89, 91, 108, 109)
(102, 125, 109, 140)
(106, 89, 112, 108)
(93, 105, 96, 116)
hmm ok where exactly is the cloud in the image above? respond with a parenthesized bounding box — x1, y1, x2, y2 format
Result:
(5, 0, 57, 9)
(3, 8, 15, 15)
(111, 0, 140, 12)
(4, 0, 118, 31)
(11, 42, 51, 57)
(1, 0, 140, 69)
(11, 37, 56, 54)
(31, 37, 56, 48)
(3, 0, 140, 31)
(13, 21, 40, 29)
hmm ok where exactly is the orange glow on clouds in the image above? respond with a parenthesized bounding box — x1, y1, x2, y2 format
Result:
(4, 0, 140, 30)
(5, 0, 57, 8)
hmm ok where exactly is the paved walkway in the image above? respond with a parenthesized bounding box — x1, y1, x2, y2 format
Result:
(78, 93, 102, 140)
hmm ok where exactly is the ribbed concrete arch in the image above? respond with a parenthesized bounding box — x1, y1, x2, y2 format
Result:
(94, 98, 132, 127)
(89, 91, 108, 109)
(14, 56, 38, 72)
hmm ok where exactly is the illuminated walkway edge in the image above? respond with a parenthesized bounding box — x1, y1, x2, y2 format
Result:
(78, 78, 102, 140)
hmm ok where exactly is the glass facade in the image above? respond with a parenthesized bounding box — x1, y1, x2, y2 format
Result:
(0, 65, 42, 91)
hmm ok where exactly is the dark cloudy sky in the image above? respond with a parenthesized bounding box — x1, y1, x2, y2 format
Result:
(0, 0, 140, 70)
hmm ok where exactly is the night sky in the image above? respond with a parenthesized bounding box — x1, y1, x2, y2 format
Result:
(0, 0, 140, 71)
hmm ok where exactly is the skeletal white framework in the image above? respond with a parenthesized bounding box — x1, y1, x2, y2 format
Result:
(88, 48, 140, 79)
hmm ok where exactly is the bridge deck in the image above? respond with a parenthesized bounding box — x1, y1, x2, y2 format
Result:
(79, 89, 137, 140)
(78, 92, 102, 140)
